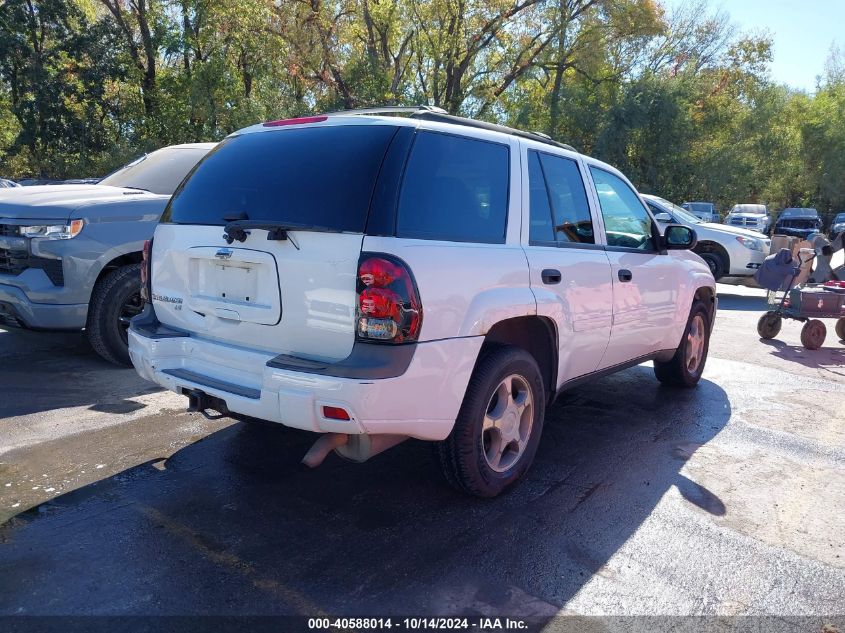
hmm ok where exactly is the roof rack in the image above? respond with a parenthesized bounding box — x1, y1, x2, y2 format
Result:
(323, 105, 576, 153)
(324, 105, 448, 117)
(410, 111, 577, 152)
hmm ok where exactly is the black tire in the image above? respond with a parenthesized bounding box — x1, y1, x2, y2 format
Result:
(800, 319, 826, 350)
(436, 345, 545, 498)
(757, 311, 782, 339)
(654, 299, 710, 388)
(86, 264, 143, 366)
(835, 317, 845, 342)
(698, 252, 726, 281)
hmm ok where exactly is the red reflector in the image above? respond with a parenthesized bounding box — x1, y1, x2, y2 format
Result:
(322, 406, 351, 421)
(263, 115, 328, 127)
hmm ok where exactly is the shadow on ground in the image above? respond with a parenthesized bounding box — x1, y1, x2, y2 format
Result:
(0, 365, 731, 619)
(715, 292, 767, 312)
(759, 338, 845, 375)
(0, 328, 162, 417)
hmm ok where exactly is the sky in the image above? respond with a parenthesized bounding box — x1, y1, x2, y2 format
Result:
(663, 0, 844, 92)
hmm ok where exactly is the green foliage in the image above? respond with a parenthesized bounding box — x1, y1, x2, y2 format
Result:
(0, 0, 842, 215)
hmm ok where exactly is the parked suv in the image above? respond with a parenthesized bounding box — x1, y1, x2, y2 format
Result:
(773, 207, 822, 239)
(0, 143, 215, 364)
(129, 108, 716, 497)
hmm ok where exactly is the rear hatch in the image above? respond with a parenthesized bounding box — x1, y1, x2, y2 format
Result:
(152, 121, 400, 362)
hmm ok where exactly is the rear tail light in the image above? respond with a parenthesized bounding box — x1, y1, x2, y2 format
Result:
(356, 253, 422, 343)
(140, 239, 152, 303)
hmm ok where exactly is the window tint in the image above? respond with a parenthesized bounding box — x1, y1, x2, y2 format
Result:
(528, 152, 554, 243)
(164, 125, 397, 230)
(528, 151, 594, 245)
(396, 132, 509, 243)
(589, 167, 654, 251)
(538, 152, 594, 244)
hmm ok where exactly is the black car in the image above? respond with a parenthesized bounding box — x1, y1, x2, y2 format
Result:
(773, 208, 823, 239)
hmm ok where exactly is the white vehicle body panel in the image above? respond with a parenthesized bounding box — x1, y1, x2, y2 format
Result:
(152, 226, 364, 361)
(129, 328, 481, 441)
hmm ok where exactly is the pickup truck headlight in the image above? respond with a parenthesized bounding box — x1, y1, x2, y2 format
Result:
(735, 236, 766, 252)
(19, 219, 84, 240)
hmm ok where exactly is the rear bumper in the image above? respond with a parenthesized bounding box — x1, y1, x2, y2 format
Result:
(0, 283, 87, 329)
(129, 317, 483, 441)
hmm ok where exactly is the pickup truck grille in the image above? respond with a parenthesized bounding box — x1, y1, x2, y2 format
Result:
(729, 218, 757, 227)
(0, 225, 64, 286)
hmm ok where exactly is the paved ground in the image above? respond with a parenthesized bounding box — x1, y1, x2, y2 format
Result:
(0, 284, 843, 621)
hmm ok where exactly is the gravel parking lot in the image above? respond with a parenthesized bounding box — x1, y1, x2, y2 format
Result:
(1, 284, 843, 620)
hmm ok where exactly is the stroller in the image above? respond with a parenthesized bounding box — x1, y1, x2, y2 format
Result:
(755, 245, 845, 349)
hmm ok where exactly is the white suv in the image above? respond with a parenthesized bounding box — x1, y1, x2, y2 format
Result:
(129, 107, 716, 497)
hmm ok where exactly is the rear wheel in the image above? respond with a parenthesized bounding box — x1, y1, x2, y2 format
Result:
(437, 346, 545, 498)
(757, 311, 782, 339)
(835, 317, 845, 341)
(800, 319, 826, 350)
(86, 264, 143, 366)
(654, 300, 710, 388)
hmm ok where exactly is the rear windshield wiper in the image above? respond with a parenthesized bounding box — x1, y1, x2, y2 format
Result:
(222, 219, 340, 248)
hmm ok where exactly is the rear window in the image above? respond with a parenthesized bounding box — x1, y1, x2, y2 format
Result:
(100, 147, 211, 195)
(164, 125, 398, 230)
(395, 131, 509, 243)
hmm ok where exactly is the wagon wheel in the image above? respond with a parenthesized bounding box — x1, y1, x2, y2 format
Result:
(757, 311, 782, 339)
(800, 319, 826, 350)
(836, 317, 845, 342)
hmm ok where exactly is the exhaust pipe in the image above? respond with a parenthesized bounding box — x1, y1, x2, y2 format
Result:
(301, 433, 349, 468)
(301, 433, 409, 467)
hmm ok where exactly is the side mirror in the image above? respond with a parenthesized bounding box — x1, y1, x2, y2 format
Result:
(653, 212, 673, 223)
(662, 224, 697, 250)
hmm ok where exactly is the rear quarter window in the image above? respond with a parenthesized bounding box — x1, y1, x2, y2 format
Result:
(163, 125, 398, 231)
(395, 131, 509, 243)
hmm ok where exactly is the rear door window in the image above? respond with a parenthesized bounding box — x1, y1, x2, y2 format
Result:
(164, 125, 398, 231)
(528, 150, 594, 245)
(395, 131, 509, 243)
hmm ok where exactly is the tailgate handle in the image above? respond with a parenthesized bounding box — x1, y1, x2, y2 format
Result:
(213, 308, 241, 321)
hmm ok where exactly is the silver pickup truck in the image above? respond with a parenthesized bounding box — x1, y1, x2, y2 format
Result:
(0, 143, 215, 364)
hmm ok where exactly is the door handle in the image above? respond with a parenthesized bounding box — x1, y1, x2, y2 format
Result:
(541, 269, 562, 285)
(618, 269, 633, 282)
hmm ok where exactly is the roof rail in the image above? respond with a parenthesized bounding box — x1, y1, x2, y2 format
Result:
(324, 105, 448, 117)
(409, 111, 576, 152)
(323, 105, 576, 152)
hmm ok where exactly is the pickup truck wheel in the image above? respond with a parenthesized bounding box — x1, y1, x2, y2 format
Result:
(86, 264, 143, 366)
(654, 299, 710, 388)
(437, 345, 545, 498)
